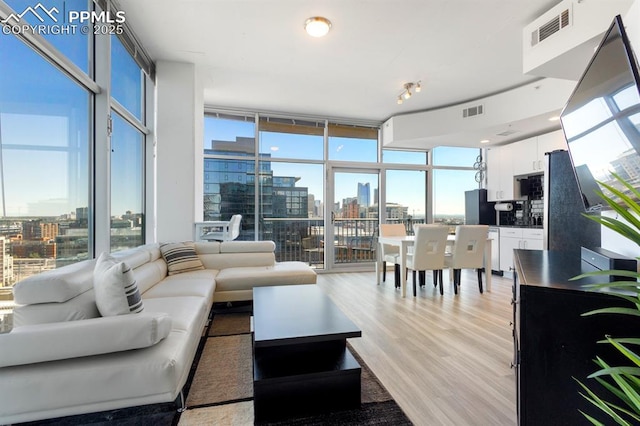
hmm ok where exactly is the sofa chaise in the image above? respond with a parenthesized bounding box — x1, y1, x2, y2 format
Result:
(0, 240, 316, 424)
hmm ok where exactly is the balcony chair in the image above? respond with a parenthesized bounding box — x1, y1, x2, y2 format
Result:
(201, 214, 242, 241)
(379, 223, 406, 288)
(444, 225, 489, 294)
(302, 234, 324, 266)
(349, 228, 378, 263)
(405, 224, 449, 297)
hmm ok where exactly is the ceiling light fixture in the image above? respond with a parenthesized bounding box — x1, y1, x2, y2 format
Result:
(304, 17, 332, 37)
(397, 82, 421, 105)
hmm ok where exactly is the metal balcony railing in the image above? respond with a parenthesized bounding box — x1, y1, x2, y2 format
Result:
(261, 216, 427, 268)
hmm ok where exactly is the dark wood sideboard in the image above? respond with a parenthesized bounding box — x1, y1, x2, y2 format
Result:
(513, 249, 640, 425)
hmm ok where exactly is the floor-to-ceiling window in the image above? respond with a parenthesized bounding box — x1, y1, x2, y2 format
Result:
(431, 147, 480, 229)
(382, 149, 428, 234)
(0, 0, 154, 317)
(203, 110, 480, 269)
(0, 9, 91, 285)
(110, 35, 147, 251)
(258, 117, 325, 265)
(203, 113, 256, 240)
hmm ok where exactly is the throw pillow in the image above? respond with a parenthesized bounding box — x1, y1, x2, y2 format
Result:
(93, 253, 144, 316)
(160, 242, 205, 275)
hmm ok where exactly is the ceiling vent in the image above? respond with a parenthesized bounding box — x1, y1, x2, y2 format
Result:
(530, 8, 571, 47)
(496, 129, 519, 137)
(462, 104, 484, 118)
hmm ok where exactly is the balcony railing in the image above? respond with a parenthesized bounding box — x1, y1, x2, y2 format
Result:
(261, 216, 427, 268)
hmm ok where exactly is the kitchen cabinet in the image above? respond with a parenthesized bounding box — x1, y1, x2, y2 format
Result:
(487, 144, 514, 201)
(512, 137, 538, 176)
(499, 227, 543, 273)
(488, 227, 500, 271)
(512, 130, 567, 176)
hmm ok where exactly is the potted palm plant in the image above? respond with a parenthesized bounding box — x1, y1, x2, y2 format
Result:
(572, 173, 640, 425)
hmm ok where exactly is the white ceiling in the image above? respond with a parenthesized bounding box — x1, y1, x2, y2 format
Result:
(118, 0, 566, 143)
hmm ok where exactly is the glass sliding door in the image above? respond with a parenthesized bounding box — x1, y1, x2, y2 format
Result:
(329, 169, 379, 268)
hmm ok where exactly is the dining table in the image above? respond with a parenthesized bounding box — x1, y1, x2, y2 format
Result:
(376, 234, 493, 297)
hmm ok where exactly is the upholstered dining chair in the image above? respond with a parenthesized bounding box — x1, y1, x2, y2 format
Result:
(405, 224, 450, 297)
(379, 223, 406, 288)
(444, 225, 489, 294)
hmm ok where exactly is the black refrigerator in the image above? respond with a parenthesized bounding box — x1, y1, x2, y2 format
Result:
(544, 150, 600, 254)
(464, 189, 496, 225)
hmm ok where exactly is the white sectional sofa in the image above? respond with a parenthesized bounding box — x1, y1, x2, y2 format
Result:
(0, 240, 316, 424)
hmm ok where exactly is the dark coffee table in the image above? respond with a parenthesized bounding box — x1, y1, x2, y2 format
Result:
(252, 284, 362, 422)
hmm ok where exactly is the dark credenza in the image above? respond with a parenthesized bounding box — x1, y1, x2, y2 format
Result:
(513, 249, 640, 425)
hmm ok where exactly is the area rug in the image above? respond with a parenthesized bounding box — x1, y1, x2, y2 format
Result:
(180, 311, 413, 425)
(208, 312, 251, 337)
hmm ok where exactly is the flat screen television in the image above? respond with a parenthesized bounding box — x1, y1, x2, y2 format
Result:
(561, 14, 640, 212)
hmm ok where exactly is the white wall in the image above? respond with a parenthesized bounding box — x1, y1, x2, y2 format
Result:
(154, 61, 203, 242)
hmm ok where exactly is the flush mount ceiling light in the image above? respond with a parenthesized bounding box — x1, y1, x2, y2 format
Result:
(304, 17, 332, 37)
(396, 82, 422, 105)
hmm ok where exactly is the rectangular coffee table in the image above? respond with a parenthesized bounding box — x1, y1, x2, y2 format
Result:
(252, 284, 362, 422)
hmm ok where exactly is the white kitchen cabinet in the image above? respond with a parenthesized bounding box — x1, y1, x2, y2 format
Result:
(487, 144, 514, 202)
(499, 227, 544, 272)
(512, 137, 538, 176)
(536, 130, 567, 168)
(512, 130, 567, 176)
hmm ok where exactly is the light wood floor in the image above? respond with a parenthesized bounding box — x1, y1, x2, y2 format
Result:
(316, 269, 516, 426)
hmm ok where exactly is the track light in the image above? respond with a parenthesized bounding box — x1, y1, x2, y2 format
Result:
(397, 81, 422, 105)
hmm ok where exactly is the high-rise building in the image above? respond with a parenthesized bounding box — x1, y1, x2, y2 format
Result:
(357, 182, 370, 207)
(204, 137, 310, 240)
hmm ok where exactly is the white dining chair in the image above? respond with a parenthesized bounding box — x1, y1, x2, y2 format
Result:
(444, 225, 489, 294)
(379, 223, 406, 288)
(201, 214, 242, 241)
(405, 224, 449, 297)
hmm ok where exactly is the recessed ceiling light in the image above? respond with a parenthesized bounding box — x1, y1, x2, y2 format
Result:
(304, 17, 332, 37)
(548, 116, 560, 121)
(480, 139, 490, 144)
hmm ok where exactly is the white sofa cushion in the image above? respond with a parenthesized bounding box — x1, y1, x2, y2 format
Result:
(142, 296, 209, 332)
(142, 270, 217, 299)
(0, 312, 172, 367)
(214, 262, 317, 292)
(160, 242, 205, 275)
(94, 253, 144, 316)
(12, 259, 96, 304)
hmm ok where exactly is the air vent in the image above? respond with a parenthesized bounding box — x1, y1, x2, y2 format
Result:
(496, 129, 519, 137)
(462, 104, 484, 118)
(530, 8, 571, 47)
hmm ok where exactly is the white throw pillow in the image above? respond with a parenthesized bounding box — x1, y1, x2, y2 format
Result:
(94, 253, 144, 316)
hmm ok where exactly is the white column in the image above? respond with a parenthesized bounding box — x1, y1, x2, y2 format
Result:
(154, 61, 203, 242)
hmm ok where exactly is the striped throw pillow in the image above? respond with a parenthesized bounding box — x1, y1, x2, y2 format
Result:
(94, 253, 144, 316)
(160, 242, 205, 275)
